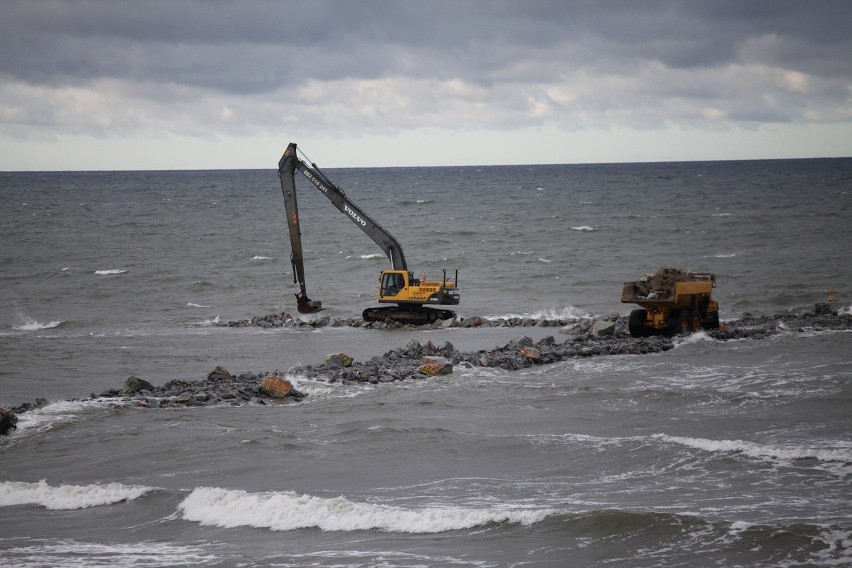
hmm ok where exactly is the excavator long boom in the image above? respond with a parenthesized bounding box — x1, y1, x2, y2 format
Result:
(277, 142, 407, 313)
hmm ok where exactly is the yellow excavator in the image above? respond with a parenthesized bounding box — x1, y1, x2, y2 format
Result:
(277, 143, 460, 324)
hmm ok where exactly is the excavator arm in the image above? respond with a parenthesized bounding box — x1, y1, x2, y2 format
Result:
(277, 142, 407, 313)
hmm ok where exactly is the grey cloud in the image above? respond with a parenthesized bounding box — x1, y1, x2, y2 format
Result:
(3, 0, 850, 91)
(1, 0, 849, 142)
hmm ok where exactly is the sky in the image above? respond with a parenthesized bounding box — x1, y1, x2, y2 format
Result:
(1, 0, 851, 170)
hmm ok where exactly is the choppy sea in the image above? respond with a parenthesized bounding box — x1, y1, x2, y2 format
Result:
(1, 157, 851, 567)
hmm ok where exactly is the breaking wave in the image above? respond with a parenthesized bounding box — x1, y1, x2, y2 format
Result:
(4, 399, 132, 443)
(12, 318, 65, 331)
(571, 226, 596, 232)
(654, 434, 852, 464)
(178, 487, 553, 533)
(0, 480, 154, 510)
(94, 269, 127, 275)
(190, 315, 221, 327)
(486, 306, 588, 321)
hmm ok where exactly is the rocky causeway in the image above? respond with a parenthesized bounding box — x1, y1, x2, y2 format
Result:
(3, 308, 850, 431)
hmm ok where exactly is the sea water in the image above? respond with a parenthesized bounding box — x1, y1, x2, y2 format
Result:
(1, 158, 850, 566)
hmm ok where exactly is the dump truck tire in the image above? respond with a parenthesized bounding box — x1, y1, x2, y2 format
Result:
(670, 310, 690, 335)
(706, 310, 720, 329)
(680, 311, 692, 334)
(628, 309, 648, 338)
(690, 310, 702, 332)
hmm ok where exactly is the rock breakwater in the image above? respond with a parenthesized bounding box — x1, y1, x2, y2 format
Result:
(225, 312, 572, 329)
(5, 310, 850, 425)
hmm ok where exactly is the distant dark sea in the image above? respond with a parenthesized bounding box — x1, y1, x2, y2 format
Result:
(2, 159, 850, 566)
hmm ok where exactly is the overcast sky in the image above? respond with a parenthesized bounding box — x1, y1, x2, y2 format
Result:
(1, 0, 851, 170)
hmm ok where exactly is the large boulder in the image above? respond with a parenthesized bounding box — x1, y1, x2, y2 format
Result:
(123, 376, 155, 393)
(592, 320, 616, 337)
(324, 353, 353, 367)
(521, 347, 541, 361)
(207, 366, 233, 380)
(259, 376, 293, 398)
(460, 316, 487, 328)
(0, 408, 18, 435)
(418, 356, 453, 376)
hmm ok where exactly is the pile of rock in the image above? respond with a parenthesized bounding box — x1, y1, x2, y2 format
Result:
(630, 267, 706, 300)
(5, 310, 850, 426)
(86, 366, 307, 410)
(226, 312, 577, 330)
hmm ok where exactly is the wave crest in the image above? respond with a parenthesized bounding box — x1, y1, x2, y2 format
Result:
(0, 480, 154, 510)
(12, 318, 65, 331)
(178, 487, 553, 533)
(654, 434, 852, 464)
(94, 269, 127, 275)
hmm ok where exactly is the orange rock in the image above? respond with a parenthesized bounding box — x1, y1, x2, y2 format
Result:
(418, 356, 453, 377)
(260, 376, 293, 398)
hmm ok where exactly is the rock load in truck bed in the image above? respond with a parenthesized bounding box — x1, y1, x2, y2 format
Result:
(627, 267, 706, 300)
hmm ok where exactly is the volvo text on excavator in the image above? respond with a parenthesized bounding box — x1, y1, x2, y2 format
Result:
(277, 142, 460, 324)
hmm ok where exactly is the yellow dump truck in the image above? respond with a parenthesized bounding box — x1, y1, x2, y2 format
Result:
(621, 268, 721, 337)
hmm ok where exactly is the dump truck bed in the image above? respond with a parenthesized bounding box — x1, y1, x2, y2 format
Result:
(621, 274, 715, 310)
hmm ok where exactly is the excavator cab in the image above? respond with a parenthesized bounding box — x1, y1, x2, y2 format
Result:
(380, 271, 406, 297)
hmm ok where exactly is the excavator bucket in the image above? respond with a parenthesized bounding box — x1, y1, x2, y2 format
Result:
(296, 294, 323, 314)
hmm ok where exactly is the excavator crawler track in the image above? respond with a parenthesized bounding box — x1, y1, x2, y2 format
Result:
(362, 306, 456, 325)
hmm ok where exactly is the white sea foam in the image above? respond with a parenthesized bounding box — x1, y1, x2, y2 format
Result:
(571, 226, 596, 232)
(714, 252, 737, 258)
(2, 540, 216, 567)
(12, 318, 64, 331)
(178, 487, 553, 533)
(486, 306, 589, 321)
(7, 399, 130, 441)
(673, 331, 715, 346)
(655, 434, 852, 464)
(95, 269, 127, 275)
(0, 480, 154, 510)
(186, 302, 210, 308)
(282, 373, 367, 400)
(191, 315, 221, 327)
(537, 258, 552, 263)
(839, 304, 852, 316)
(250, 255, 273, 261)
(359, 253, 384, 259)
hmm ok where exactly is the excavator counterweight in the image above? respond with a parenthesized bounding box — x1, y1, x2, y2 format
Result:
(277, 143, 459, 324)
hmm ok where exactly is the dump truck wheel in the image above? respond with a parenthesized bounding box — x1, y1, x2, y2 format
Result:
(690, 310, 702, 332)
(628, 309, 647, 338)
(666, 311, 682, 336)
(678, 310, 691, 335)
(706, 311, 720, 329)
